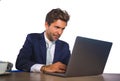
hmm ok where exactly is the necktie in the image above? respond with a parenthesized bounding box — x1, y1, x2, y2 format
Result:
(46, 43, 53, 65)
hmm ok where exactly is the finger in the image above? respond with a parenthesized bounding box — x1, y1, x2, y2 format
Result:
(55, 69, 66, 73)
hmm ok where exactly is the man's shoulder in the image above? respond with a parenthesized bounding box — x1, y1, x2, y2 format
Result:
(27, 33, 41, 36)
(27, 32, 44, 39)
(57, 39, 69, 46)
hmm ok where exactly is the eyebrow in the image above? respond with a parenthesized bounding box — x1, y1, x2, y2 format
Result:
(55, 26, 65, 30)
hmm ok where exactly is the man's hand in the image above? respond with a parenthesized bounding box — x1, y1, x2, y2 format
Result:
(41, 62, 67, 73)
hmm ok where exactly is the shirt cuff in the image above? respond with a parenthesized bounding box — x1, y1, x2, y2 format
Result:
(30, 64, 44, 72)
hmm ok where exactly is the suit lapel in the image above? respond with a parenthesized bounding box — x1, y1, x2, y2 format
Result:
(53, 40, 61, 63)
(39, 32, 47, 64)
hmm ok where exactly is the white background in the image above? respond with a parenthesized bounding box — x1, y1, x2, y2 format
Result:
(0, 0, 120, 73)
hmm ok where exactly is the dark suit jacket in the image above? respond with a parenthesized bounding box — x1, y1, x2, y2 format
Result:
(15, 32, 71, 72)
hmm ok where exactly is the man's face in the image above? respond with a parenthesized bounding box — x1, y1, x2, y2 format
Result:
(45, 19, 67, 41)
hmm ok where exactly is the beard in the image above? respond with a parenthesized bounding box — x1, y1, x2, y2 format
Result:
(49, 33, 60, 41)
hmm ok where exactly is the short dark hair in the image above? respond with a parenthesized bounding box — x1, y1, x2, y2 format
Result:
(45, 8, 70, 26)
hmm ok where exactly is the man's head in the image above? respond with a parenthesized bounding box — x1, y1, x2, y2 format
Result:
(45, 8, 70, 41)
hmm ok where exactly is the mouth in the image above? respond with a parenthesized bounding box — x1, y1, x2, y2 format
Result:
(53, 35, 60, 40)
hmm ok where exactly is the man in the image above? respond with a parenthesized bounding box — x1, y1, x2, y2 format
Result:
(15, 8, 71, 73)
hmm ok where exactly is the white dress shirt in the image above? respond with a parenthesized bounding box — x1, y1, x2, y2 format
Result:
(30, 32, 55, 72)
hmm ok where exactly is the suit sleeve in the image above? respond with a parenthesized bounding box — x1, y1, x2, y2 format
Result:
(53, 41, 71, 65)
(15, 34, 36, 72)
(61, 43, 71, 65)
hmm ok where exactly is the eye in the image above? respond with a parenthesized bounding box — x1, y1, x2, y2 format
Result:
(62, 28, 65, 30)
(55, 26, 60, 29)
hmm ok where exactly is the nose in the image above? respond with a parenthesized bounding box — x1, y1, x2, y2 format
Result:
(58, 29, 63, 35)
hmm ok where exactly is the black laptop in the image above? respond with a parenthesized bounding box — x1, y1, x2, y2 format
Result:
(45, 36, 113, 77)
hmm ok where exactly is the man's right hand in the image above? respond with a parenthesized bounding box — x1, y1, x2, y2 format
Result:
(41, 62, 67, 73)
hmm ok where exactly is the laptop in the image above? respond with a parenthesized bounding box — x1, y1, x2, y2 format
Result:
(44, 36, 113, 77)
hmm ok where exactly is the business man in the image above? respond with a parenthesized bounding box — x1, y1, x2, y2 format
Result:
(16, 8, 71, 73)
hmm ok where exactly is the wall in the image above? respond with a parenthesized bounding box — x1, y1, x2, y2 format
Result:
(0, 0, 120, 73)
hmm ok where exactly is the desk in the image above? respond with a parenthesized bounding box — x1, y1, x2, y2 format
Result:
(0, 72, 120, 81)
